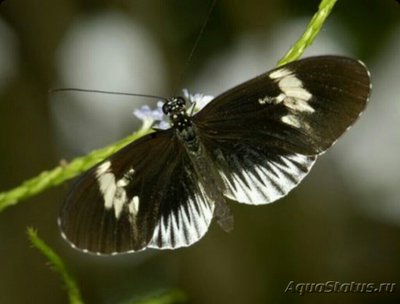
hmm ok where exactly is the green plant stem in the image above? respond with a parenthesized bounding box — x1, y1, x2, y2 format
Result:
(277, 0, 338, 66)
(27, 228, 84, 304)
(0, 127, 151, 212)
(27, 227, 185, 304)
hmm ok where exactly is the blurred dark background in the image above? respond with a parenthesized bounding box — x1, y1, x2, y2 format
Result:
(1, 0, 400, 303)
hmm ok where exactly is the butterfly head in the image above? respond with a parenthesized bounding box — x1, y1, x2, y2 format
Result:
(162, 96, 186, 114)
(162, 96, 191, 131)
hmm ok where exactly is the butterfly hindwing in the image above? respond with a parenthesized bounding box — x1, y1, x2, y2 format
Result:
(59, 130, 214, 254)
(197, 128, 316, 205)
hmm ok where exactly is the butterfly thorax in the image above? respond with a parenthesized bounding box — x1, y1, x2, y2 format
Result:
(162, 96, 195, 141)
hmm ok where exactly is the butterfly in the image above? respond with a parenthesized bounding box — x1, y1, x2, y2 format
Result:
(59, 56, 371, 255)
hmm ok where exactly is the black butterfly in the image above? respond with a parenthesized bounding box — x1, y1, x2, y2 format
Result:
(59, 56, 371, 255)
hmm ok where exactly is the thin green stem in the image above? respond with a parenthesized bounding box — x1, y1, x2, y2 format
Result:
(277, 0, 338, 66)
(27, 228, 84, 304)
(0, 127, 151, 212)
(28, 227, 185, 304)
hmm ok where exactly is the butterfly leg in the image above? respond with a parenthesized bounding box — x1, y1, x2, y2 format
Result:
(188, 102, 197, 117)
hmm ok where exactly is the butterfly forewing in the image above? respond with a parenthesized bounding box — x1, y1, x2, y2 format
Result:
(194, 56, 371, 155)
(60, 130, 214, 254)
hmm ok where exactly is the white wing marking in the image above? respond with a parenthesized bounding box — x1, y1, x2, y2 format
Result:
(220, 153, 316, 205)
(148, 183, 214, 249)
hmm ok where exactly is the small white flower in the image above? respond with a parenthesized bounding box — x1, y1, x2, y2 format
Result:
(183, 89, 214, 113)
(133, 100, 169, 130)
(133, 102, 163, 121)
(133, 90, 214, 130)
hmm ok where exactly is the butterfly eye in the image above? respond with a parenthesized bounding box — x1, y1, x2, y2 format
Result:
(176, 97, 186, 107)
(162, 103, 171, 114)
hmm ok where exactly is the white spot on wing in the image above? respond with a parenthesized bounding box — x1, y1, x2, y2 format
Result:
(266, 67, 314, 115)
(258, 93, 286, 105)
(269, 68, 292, 79)
(258, 96, 272, 105)
(96, 161, 111, 176)
(275, 93, 286, 103)
(97, 171, 117, 210)
(283, 97, 314, 113)
(279, 74, 302, 88)
(128, 196, 139, 216)
(112, 188, 126, 218)
(281, 114, 301, 128)
(96, 163, 135, 219)
(117, 178, 129, 187)
(117, 168, 135, 187)
(283, 86, 312, 102)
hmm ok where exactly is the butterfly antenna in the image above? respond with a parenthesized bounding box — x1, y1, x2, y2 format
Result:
(49, 88, 168, 101)
(173, 0, 217, 95)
